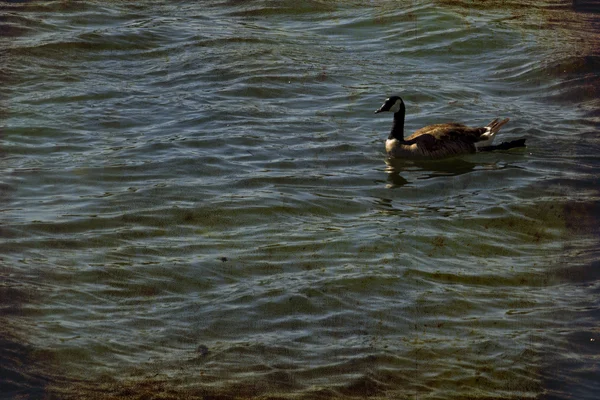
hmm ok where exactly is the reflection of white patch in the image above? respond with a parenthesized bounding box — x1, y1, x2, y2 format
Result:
(389, 99, 402, 113)
(386, 138, 398, 153)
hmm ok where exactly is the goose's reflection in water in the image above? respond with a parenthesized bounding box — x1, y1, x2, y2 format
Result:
(384, 157, 491, 188)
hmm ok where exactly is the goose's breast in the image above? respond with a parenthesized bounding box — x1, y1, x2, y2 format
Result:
(385, 138, 399, 154)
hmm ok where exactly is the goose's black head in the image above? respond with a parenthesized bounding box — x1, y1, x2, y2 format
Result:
(375, 96, 404, 114)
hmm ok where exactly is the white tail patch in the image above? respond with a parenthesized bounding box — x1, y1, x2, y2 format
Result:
(476, 127, 496, 148)
(475, 118, 509, 149)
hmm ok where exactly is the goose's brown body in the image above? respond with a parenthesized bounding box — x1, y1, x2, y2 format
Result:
(386, 120, 508, 159)
(376, 96, 516, 160)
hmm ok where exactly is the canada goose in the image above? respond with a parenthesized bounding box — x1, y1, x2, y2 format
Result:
(375, 96, 525, 159)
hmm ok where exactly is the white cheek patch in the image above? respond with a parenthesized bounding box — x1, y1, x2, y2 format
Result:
(389, 100, 402, 113)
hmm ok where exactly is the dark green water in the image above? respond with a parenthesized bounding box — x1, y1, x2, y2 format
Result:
(1, 1, 599, 399)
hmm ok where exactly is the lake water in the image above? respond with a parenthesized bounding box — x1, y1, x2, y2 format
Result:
(1, 1, 599, 399)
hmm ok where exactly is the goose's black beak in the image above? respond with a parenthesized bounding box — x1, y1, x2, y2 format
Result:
(374, 108, 383, 114)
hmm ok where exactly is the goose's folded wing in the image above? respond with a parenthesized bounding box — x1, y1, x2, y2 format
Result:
(409, 124, 487, 143)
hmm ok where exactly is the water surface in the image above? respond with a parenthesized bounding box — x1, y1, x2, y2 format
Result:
(1, 1, 599, 399)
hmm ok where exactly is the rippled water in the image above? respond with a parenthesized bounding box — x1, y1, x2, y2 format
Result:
(2, 1, 600, 399)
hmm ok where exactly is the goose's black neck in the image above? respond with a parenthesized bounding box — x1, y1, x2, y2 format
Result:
(389, 102, 405, 141)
